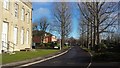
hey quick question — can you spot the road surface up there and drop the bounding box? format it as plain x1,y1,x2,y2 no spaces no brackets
23,46,91,68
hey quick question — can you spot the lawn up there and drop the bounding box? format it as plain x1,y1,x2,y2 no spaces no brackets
1,49,59,64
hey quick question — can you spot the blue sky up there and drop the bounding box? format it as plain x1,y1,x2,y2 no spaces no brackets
32,2,80,39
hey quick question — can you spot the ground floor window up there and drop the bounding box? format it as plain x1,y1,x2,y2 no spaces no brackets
2,22,8,52
21,29,24,44
26,30,29,44
14,27,18,44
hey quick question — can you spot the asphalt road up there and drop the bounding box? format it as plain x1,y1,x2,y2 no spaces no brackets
23,46,91,68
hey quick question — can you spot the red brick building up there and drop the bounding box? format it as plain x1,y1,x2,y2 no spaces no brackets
32,30,57,46
43,36,57,43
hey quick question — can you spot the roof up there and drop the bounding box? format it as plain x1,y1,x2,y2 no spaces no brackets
32,30,53,36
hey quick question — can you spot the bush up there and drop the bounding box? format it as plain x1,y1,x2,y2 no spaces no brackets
93,43,107,52
43,42,60,49
93,52,120,62
99,43,107,52
44,43,54,49
34,42,60,49
93,52,109,61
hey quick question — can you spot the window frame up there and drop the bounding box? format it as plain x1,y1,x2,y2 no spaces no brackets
21,7,25,21
13,27,18,44
27,10,30,23
21,29,24,44
3,0,10,10
26,30,29,44
15,2,19,18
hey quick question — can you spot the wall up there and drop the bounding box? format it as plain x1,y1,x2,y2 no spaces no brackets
0,0,32,53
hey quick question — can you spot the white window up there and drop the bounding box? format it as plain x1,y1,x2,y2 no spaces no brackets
27,11,30,23
14,27,18,44
21,29,24,44
21,8,25,21
15,3,19,17
26,30,29,44
3,0,9,10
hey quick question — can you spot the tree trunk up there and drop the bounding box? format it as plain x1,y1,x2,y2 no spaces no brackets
87,22,90,49
96,2,100,51
90,22,93,50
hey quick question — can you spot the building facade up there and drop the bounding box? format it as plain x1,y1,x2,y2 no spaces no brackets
0,0,32,53
43,36,57,43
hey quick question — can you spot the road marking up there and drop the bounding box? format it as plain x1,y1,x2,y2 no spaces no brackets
87,52,93,68
16,49,69,68
87,62,92,68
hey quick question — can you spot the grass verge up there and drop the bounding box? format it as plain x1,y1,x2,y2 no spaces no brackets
1,49,59,64
63,45,70,50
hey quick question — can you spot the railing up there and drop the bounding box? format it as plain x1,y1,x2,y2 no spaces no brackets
8,41,16,53
2,41,16,53
2,41,9,52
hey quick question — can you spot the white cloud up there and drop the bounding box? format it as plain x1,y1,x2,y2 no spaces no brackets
33,8,50,15
32,8,50,22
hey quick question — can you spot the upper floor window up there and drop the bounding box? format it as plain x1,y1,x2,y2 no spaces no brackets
27,11,30,23
21,8,25,21
15,3,19,17
3,0,9,10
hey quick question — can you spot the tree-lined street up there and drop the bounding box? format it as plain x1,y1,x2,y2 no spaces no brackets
1,1,120,68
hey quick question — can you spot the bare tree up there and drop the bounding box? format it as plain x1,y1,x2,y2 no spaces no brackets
78,16,88,47
53,2,72,49
78,2,118,51
39,17,49,43
32,23,39,38
39,17,49,31
32,23,38,31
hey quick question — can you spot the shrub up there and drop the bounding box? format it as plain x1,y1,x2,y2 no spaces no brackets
93,52,120,62
92,43,107,52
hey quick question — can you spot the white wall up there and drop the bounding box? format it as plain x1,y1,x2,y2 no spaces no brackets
52,36,57,42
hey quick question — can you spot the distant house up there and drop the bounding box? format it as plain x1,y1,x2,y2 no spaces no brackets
32,30,57,47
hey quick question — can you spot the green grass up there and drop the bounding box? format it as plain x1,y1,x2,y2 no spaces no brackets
1,49,59,64
62,45,70,50
80,46,92,52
